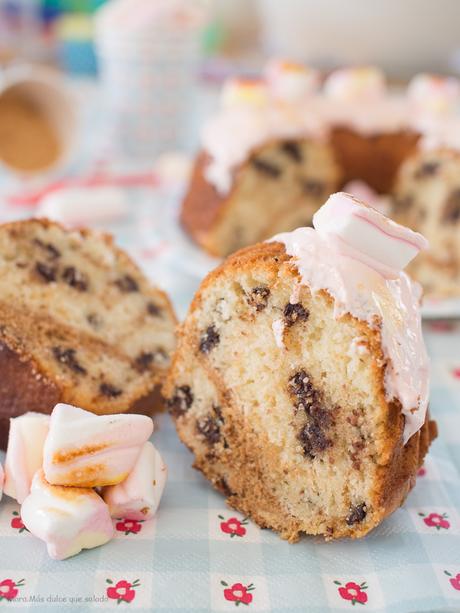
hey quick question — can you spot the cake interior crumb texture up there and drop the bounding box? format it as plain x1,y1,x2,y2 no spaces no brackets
164,242,435,541
0,219,176,424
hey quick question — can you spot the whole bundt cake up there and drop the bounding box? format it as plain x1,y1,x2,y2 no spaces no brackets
181,62,460,298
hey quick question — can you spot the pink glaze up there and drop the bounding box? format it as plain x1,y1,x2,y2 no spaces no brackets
270,194,429,444
202,104,327,194
201,64,460,195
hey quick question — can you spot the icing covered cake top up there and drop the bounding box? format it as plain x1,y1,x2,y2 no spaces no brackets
270,192,429,444
202,63,460,195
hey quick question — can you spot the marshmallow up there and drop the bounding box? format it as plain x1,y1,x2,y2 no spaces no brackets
0,462,4,502
3,413,50,504
43,404,153,487
265,59,319,103
102,441,167,520
324,67,386,102
21,469,113,560
221,77,270,109
313,192,429,276
37,186,129,228
408,73,460,115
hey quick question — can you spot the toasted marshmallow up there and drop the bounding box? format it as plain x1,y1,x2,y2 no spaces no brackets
21,469,113,560
221,77,269,109
102,441,167,521
313,192,428,276
265,59,319,103
408,73,460,115
43,404,153,487
0,462,4,502
4,413,50,504
324,67,386,102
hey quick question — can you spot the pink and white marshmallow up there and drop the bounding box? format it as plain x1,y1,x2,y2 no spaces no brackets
21,469,113,560
324,67,386,102
221,77,270,109
313,192,428,277
265,59,319,103
408,73,460,115
43,404,153,488
0,462,4,502
3,413,50,504
102,441,167,521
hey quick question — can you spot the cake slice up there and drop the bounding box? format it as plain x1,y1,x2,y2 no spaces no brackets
0,218,176,448
165,193,436,541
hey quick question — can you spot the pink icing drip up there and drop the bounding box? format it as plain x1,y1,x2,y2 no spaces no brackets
269,224,429,444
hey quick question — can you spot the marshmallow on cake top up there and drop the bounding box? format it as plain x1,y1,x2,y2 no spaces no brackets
265,59,320,104
3,412,50,504
102,441,167,521
43,404,153,487
21,469,114,560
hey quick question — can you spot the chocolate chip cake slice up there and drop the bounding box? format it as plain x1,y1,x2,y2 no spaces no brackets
0,218,176,448
165,195,436,541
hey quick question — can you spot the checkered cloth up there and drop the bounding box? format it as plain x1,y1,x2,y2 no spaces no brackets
0,189,460,612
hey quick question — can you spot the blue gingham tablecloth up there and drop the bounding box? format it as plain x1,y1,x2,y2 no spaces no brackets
0,188,459,613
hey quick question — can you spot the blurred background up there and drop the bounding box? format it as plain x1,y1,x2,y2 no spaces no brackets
0,0,459,310
1,0,460,181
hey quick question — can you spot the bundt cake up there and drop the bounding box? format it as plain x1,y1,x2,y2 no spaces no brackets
181,62,460,297
0,218,177,449
165,192,436,541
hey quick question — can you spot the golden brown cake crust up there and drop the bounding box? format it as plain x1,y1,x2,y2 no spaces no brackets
165,240,436,541
0,218,177,448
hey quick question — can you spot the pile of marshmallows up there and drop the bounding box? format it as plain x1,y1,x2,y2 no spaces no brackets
0,404,166,560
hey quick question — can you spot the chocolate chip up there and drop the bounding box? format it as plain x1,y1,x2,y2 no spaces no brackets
284,303,309,327
252,158,281,178
34,238,61,260
99,383,122,398
167,385,194,417
135,352,154,372
196,416,221,444
415,161,439,179
247,286,270,311
62,266,89,292
115,275,139,292
199,325,220,353
298,421,331,458
443,189,460,223
301,179,325,198
281,141,302,162
87,313,102,328
52,346,87,375
346,503,367,526
134,350,168,372
288,370,317,409
147,302,162,317
35,261,57,283
218,477,234,496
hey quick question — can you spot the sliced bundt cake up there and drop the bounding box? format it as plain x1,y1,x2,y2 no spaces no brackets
165,193,436,541
0,218,177,448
